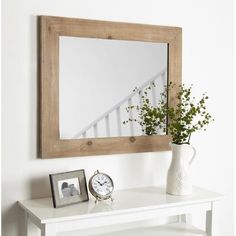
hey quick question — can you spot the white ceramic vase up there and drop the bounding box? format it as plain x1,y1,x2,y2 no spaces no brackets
166,143,196,195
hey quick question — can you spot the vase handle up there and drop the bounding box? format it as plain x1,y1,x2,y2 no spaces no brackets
189,145,196,165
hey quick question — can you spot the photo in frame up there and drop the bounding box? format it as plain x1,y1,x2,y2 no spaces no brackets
49,169,89,208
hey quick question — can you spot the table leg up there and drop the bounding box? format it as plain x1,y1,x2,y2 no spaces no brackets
206,202,218,236
41,224,57,236
22,211,29,236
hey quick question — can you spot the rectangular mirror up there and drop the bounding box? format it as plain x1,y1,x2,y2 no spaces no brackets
59,37,167,139
39,16,182,158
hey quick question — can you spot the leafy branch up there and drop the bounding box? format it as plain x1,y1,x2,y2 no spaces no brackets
123,83,167,135
166,83,214,144
123,82,214,144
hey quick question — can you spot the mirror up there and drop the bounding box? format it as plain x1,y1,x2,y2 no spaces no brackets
39,16,182,158
59,37,168,139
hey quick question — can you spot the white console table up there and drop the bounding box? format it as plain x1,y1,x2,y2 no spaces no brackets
18,186,222,236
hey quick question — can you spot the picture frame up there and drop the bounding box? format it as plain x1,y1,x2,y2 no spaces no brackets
49,169,89,208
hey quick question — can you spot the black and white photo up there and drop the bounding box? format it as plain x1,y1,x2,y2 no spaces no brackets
58,178,81,198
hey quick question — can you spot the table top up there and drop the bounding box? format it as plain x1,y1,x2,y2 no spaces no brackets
18,186,222,224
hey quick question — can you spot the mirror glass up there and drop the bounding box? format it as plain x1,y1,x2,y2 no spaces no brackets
59,36,168,139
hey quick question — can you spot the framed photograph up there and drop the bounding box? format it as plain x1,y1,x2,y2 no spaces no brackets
49,169,89,208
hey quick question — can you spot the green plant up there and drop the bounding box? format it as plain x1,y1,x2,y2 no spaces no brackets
123,83,214,144
165,83,214,144
123,84,167,135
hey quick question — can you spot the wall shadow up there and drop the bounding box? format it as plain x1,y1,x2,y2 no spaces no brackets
29,176,51,199
2,203,22,236
2,177,51,235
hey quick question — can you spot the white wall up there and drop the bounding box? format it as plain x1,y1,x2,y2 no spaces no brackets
2,0,234,235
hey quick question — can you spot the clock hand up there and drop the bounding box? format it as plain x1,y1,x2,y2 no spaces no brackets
96,180,102,186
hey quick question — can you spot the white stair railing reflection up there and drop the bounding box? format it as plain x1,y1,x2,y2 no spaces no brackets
73,67,167,139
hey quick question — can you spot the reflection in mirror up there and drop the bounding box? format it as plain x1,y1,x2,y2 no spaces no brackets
59,37,168,139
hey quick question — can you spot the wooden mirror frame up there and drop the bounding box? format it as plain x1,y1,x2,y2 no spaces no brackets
39,16,182,158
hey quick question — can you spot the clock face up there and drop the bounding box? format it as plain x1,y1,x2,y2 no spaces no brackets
91,173,113,197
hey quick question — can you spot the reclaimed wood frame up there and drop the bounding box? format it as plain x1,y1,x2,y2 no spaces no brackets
38,15,182,158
